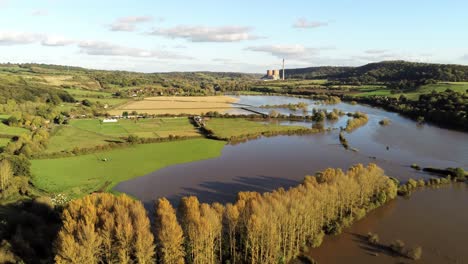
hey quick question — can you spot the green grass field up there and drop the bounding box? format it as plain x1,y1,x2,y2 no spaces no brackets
46,118,200,153
352,85,392,97
46,125,119,153
70,118,199,138
0,121,29,136
353,82,468,99
31,138,225,197
205,118,307,139
65,88,114,98
0,114,30,136
0,138,11,147
403,82,468,99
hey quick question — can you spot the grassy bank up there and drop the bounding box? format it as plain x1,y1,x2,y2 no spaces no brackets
31,138,225,197
204,118,311,140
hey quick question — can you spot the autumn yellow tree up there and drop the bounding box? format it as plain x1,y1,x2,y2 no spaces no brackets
155,197,185,264
54,193,155,264
0,159,12,191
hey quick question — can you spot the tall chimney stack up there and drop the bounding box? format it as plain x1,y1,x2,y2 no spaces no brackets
282,58,285,80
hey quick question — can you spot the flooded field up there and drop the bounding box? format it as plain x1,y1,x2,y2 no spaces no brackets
114,95,468,262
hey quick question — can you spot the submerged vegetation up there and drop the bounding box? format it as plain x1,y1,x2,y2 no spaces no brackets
365,232,423,260
378,118,391,126
259,102,308,111
345,112,369,132
396,167,466,196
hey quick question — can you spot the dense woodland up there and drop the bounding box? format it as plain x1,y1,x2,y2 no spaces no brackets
286,61,468,86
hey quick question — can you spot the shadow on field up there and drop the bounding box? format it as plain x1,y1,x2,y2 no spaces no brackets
0,200,61,264
159,175,300,208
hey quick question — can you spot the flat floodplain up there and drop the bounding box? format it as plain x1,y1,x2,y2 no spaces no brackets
108,96,239,115
32,138,226,197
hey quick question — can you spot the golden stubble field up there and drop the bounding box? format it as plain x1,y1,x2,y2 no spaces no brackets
108,96,239,115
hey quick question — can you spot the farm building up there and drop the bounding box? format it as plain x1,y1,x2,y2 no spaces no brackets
102,119,118,123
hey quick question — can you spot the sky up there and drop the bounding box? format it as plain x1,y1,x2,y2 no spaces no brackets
1,0,467,73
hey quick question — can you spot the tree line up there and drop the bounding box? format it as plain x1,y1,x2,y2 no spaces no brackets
348,89,467,131
54,163,397,264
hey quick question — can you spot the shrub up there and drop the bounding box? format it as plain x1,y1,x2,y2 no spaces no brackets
379,118,391,126
407,178,418,189
406,246,423,260
390,240,405,254
417,179,425,187
367,232,379,245
127,134,140,144
308,231,324,248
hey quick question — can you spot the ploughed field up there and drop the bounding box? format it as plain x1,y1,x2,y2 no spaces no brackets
108,96,239,115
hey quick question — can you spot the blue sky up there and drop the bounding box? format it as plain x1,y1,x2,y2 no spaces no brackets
1,0,467,72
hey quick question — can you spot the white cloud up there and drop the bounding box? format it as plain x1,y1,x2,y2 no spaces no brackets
149,25,261,42
173,44,187,49
0,32,42,45
245,44,318,60
41,36,75,46
109,16,153,32
78,41,192,60
212,58,235,63
31,9,48,16
0,31,75,47
462,54,468,61
365,49,388,54
293,18,329,29
352,51,433,63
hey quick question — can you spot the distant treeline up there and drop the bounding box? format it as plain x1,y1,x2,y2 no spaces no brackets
285,61,468,86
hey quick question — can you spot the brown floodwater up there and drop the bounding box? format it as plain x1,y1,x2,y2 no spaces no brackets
114,95,468,261
308,184,468,264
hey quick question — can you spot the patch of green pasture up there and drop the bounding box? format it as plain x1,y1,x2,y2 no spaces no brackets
205,118,307,139
70,118,199,138
46,125,120,153
66,88,114,98
0,138,11,147
31,138,226,197
0,122,29,136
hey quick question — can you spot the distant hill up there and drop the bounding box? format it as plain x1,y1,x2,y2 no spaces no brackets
283,66,352,79
285,61,468,84
0,63,262,101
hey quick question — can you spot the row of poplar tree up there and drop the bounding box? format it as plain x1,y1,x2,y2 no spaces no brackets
54,163,398,264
